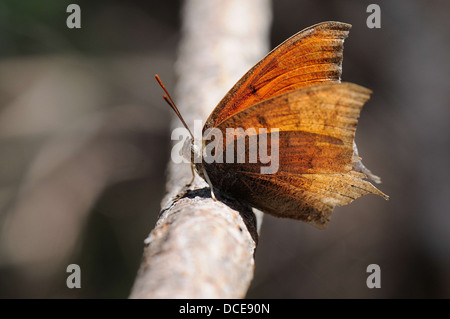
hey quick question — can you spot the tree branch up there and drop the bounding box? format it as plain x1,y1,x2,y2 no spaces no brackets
129,0,271,298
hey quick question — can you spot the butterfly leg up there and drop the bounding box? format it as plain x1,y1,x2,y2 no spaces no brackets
186,163,196,187
202,167,217,201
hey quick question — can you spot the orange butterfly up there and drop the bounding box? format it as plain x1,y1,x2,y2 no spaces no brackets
157,21,388,229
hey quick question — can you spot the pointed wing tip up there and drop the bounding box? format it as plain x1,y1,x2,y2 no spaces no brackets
356,170,389,201
370,183,389,201
380,188,390,200
299,21,352,41
310,21,352,31
319,21,352,30
377,189,390,201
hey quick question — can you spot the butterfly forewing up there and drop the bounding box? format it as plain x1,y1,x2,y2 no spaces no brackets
204,21,352,131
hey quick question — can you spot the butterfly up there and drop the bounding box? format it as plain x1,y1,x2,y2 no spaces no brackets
157,21,388,229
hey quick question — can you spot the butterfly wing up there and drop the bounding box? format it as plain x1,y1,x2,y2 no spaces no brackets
202,83,388,229
204,21,352,131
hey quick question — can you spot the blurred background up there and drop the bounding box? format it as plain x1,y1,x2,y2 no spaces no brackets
0,0,449,298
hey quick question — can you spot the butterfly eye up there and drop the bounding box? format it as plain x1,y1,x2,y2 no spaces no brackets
181,137,193,163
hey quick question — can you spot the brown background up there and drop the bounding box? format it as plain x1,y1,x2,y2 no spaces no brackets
0,0,449,298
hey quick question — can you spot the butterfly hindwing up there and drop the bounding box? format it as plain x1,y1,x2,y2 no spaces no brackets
202,83,387,228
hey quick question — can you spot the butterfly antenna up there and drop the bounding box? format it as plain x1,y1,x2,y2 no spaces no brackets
155,74,194,139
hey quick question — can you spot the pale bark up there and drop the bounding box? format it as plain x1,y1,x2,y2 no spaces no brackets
129,0,272,298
